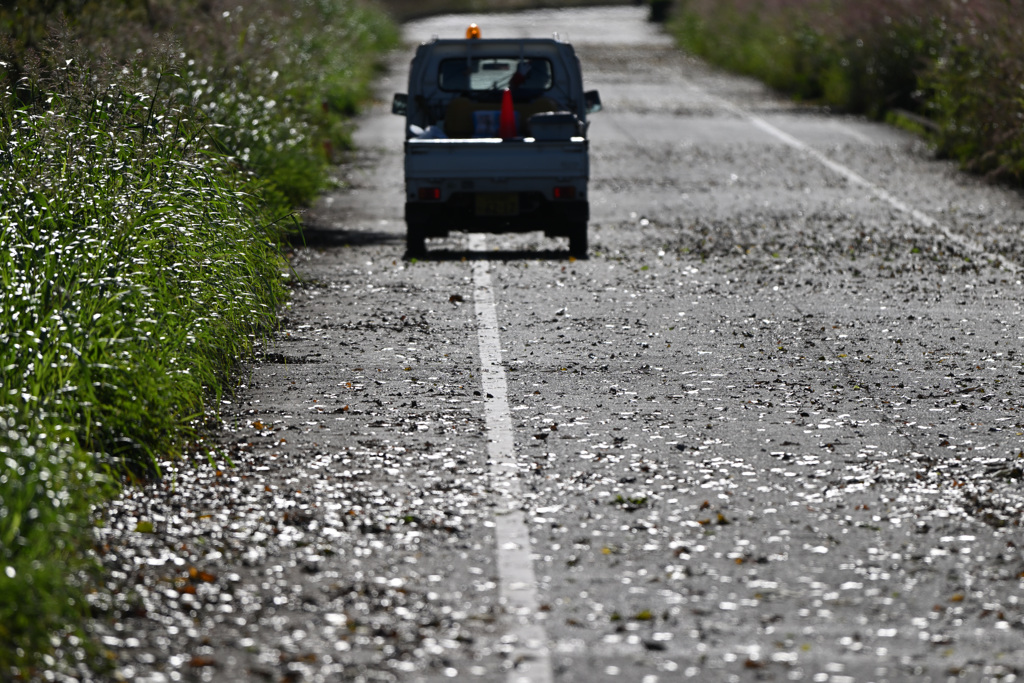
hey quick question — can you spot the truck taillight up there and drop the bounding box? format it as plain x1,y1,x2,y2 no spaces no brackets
553,186,576,200
418,187,441,200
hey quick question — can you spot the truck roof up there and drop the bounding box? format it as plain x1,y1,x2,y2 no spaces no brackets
421,37,567,47
414,37,577,59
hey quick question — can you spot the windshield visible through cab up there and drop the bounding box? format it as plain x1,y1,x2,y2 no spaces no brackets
438,57,554,93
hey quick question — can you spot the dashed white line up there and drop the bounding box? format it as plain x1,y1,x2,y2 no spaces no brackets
469,233,553,683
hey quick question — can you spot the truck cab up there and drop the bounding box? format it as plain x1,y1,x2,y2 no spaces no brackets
392,25,601,256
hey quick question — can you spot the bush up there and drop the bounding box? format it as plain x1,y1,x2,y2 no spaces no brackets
924,5,1024,182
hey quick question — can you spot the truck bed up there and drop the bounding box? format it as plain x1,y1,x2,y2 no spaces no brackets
405,137,589,180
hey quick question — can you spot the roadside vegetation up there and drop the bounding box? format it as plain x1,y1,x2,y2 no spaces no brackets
669,0,1024,184
378,0,624,21
0,0,396,678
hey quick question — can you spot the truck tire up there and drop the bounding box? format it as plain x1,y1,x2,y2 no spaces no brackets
406,223,426,257
568,222,588,258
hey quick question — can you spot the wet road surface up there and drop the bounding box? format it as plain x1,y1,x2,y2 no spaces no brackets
96,7,1024,682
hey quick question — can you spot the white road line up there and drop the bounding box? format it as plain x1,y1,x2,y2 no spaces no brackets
693,86,1019,274
469,233,553,683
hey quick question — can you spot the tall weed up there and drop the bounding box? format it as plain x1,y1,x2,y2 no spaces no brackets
0,0,397,676
2,1,399,211
0,54,287,676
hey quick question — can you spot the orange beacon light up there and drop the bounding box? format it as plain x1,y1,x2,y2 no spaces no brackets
466,23,481,39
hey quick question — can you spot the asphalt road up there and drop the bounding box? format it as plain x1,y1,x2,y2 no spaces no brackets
97,7,1024,683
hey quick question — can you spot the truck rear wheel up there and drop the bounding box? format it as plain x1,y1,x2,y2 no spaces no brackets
406,223,426,257
568,222,588,258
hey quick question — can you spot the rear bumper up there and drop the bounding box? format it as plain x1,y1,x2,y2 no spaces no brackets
406,194,588,236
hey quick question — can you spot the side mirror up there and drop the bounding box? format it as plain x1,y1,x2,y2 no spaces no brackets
584,90,602,114
392,93,408,116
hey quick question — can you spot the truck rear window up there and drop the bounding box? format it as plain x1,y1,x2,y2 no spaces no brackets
438,57,554,93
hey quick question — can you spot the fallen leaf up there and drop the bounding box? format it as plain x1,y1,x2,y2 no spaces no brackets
189,567,216,583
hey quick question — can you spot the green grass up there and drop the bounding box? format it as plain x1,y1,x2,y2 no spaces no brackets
0,1,397,677
0,57,288,678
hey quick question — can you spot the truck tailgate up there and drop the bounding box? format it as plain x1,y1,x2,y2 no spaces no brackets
405,138,589,180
